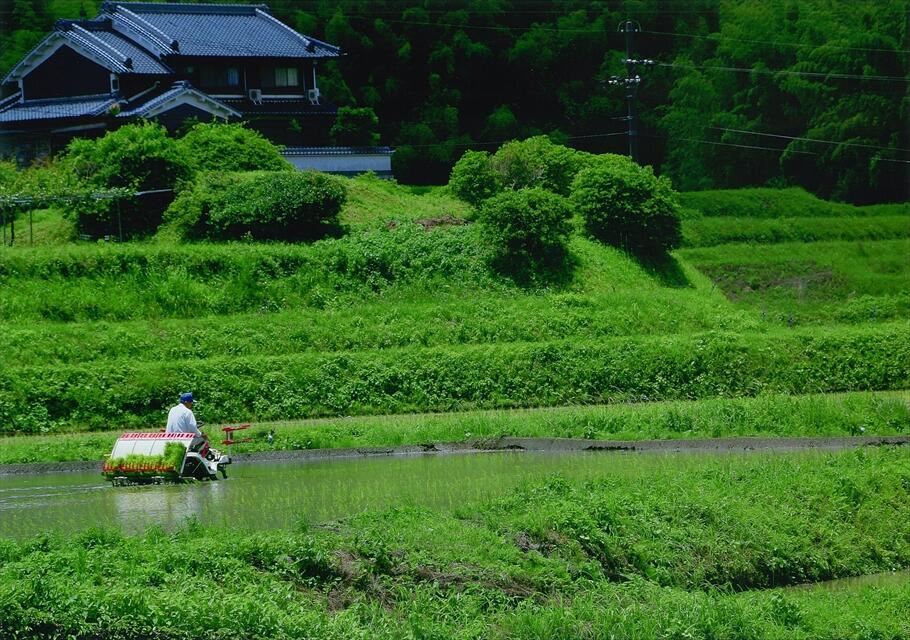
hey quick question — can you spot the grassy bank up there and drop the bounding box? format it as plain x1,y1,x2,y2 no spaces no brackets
678,238,910,324
681,214,909,247
1,447,907,638
0,288,757,369
678,187,908,218
0,391,905,464
1,324,906,433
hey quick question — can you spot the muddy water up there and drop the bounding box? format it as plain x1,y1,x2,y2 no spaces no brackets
0,450,661,538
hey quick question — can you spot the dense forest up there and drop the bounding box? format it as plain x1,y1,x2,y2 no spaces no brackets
1,0,908,202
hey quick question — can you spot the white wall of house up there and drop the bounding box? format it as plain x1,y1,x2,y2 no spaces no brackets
282,148,393,176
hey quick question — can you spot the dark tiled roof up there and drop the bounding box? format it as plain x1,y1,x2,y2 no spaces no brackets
118,80,239,117
80,24,172,74
0,94,117,123
220,98,337,116
283,146,395,156
102,2,341,58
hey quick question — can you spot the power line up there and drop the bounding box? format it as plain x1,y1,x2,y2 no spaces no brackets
649,134,910,163
400,131,627,149
640,28,909,54
658,61,909,82
713,127,910,154
652,135,818,155
346,15,604,33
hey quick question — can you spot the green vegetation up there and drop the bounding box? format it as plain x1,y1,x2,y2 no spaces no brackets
682,215,910,247
62,122,193,237
573,154,681,255
3,1,906,201
176,122,291,173
1,323,906,432
1,448,908,638
330,106,380,146
205,171,347,241
679,188,871,219
448,150,501,207
679,239,910,325
102,442,186,479
477,188,572,279
1,392,905,465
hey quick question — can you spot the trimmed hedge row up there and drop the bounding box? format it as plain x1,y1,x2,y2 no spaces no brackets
682,215,910,247
1,325,905,433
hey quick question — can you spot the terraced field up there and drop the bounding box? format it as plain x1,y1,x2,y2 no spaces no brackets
0,180,907,638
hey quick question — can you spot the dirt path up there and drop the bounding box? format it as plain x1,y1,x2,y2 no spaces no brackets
1,434,906,476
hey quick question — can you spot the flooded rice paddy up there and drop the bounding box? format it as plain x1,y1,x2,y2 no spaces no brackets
0,450,658,538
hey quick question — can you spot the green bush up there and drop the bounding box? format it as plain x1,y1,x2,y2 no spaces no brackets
62,122,193,237
490,136,582,196
161,171,252,239
477,188,572,277
208,171,347,240
447,150,501,207
176,122,291,172
164,171,348,241
330,106,380,146
572,155,682,255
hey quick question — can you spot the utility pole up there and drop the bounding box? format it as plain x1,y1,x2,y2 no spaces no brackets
608,21,653,163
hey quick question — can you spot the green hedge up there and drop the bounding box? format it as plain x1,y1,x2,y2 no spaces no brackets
682,215,910,247
1,325,905,433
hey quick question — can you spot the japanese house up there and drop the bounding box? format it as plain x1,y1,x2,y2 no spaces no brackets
0,2,391,174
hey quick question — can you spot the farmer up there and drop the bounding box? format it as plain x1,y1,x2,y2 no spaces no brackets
165,392,202,436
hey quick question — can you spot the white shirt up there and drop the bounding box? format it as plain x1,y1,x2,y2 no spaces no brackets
165,403,200,435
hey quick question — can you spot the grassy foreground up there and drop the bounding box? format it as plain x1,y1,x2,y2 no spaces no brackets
1,448,907,638
0,391,906,465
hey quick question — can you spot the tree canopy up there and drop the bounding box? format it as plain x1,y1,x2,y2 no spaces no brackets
1,0,906,202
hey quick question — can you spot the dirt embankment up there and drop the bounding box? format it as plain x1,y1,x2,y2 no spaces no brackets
0,435,907,477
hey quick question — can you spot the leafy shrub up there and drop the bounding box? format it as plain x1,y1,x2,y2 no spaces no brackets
161,171,252,239
330,106,380,146
177,122,292,172
448,150,501,208
490,136,583,196
62,122,193,237
477,188,572,277
163,171,348,241
572,154,682,255
208,171,348,240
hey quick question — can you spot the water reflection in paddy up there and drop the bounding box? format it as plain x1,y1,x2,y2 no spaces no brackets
0,450,647,537
0,449,831,539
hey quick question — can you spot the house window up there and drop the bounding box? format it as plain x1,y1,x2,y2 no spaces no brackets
201,66,241,88
263,67,300,88
110,75,119,93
